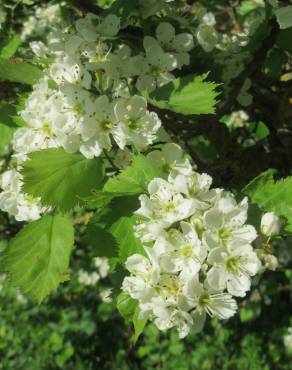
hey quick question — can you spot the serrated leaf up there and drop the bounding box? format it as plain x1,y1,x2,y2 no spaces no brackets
0,35,21,59
3,214,74,302
90,196,144,262
243,169,292,232
85,155,160,208
147,73,221,115
0,58,43,85
21,148,103,212
104,154,161,194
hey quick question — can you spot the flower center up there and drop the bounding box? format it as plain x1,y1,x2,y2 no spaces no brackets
41,121,52,137
225,256,240,272
198,293,210,307
101,120,114,132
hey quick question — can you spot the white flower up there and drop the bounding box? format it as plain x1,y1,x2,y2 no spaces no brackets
261,212,281,237
135,178,197,228
134,220,166,243
256,249,278,271
196,24,218,52
155,22,194,68
0,169,45,222
136,35,177,92
114,95,161,150
122,249,160,301
49,56,92,88
147,143,192,178
94,257,110,278
207,244,260,297
202,195,257,250
184,278,237,330
99,288,113,303
78,270,100,286
155,222,207,277
75,14,120,42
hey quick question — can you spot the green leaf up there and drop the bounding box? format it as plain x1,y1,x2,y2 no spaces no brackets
85,154,160,208
243,170,292,232
117,292,147,342
90,196,144,262
108,0,137,21
82,224,117,258
147,73,221,115
21,148,104,212
0,103,19,128
276,28,292,52
0,124,14,155
0,35,21,59
275,6,292,29
117,291,138,320
132,306,147,343
0,58,43,85
3,214,74,302
104,154,161,194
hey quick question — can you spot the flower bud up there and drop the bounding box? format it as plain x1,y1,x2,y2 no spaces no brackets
261,212,281,236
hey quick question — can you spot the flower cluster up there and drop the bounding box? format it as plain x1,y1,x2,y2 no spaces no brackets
21,3,64,40
0,169,45,221
122,146,262,337
1,10,195,221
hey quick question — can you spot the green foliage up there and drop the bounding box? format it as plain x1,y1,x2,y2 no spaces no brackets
243,170,292,232
117,291,137,321
3,214,74,302
0,35,21,59
104,154,160,194
147,73,221,115
117,292,146,343
0,58,43,85
21,148,104,212
85,154,160,208
275,6,292,29
108,0,137,21
87,196,144,262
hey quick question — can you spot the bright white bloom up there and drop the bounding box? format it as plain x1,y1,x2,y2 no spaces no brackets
207,244,260,297
202,194,257,250
135,178,197,227
114,95,161,150
122,249,160,302
155,222,207,277
261,212,281,237
184,278,237,330
0,169,44,222
147,143,192,178
134,220,166,243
